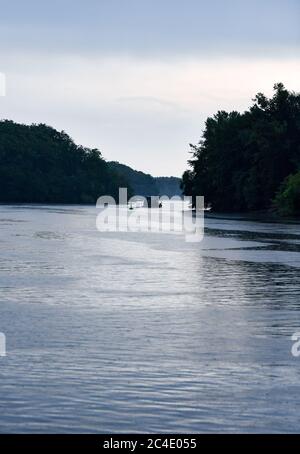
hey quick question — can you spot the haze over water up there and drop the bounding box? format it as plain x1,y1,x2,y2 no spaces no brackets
0,204,300,433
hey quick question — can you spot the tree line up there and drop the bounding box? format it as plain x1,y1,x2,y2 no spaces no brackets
181,84,300,216
0,121,182,205
0,121,131,204
109,161,181,198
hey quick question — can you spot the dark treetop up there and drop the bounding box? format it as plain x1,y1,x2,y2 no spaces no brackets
181,84,300,216
0,120,181,204
0,121,132,204
108,161,181,198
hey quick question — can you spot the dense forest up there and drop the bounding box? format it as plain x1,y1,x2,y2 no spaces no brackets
155,176,182,198
109,161,181,198
0,121,131,203
0,120,181,204
181,84,300,216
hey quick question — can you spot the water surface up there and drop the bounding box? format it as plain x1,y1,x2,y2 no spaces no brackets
0,205,300,433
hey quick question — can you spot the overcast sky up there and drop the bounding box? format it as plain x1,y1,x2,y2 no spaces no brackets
0,0,299,176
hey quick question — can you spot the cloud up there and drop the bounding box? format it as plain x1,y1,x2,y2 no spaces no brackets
0,1,299,175
0,0,299,57
116,96,184,113
1,53,300,175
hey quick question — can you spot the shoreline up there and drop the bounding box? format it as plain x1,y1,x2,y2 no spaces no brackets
204,211,300,224
1,202,300,224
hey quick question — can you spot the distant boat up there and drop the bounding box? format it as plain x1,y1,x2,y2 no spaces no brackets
188,205,212,212
128,200,144,210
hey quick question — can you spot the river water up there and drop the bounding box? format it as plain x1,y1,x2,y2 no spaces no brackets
0,204,300,433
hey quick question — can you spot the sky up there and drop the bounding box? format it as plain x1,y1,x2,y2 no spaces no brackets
0,0,299,176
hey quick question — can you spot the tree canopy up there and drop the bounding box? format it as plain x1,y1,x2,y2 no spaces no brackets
109,161,181,198
0,121,131,203
181,84,300,215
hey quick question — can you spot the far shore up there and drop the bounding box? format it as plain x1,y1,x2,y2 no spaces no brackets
204,210,300,224
1,202,299,223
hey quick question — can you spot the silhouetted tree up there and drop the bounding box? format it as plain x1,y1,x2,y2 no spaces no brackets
181,84,300,214
0,121,132,203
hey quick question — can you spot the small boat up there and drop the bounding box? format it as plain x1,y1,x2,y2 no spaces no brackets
189,204,212,212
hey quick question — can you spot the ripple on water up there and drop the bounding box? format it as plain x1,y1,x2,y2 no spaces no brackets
0,205,300,433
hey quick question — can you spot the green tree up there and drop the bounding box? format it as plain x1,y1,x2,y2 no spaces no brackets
273,172,300,216
0,121,132,203
181,84,300,214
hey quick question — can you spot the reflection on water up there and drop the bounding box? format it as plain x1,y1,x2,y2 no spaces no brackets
0,205,300,433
